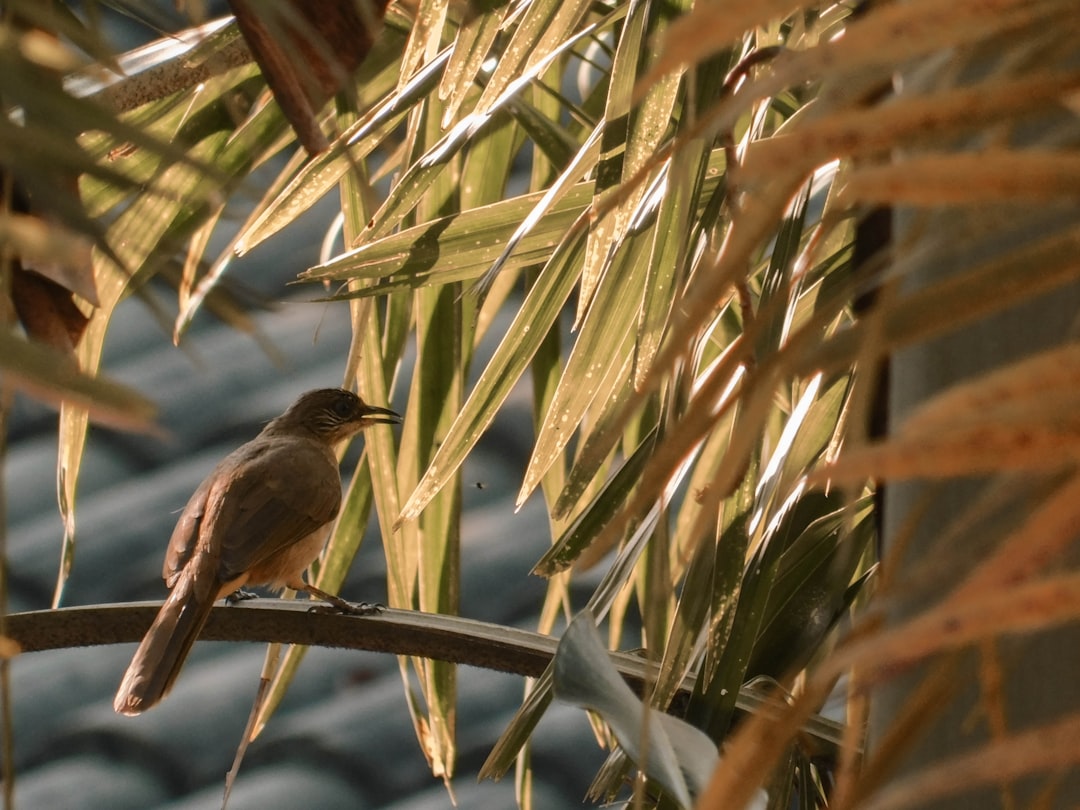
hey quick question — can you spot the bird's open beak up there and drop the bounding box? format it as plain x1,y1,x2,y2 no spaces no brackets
361,405,402,425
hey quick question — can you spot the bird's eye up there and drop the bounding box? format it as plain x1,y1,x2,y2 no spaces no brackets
331,396,355,419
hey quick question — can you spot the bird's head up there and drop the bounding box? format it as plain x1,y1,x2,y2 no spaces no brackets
270,388,401,444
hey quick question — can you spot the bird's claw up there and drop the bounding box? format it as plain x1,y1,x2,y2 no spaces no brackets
226,589,259,604
307,600,385,616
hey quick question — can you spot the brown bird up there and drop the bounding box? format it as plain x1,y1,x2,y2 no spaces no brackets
114,388,401,716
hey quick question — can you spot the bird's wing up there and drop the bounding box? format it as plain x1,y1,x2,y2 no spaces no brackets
202,438,342,581
163,476,213,586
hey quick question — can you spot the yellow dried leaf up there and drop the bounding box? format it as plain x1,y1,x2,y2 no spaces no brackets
638,0,803,96
949,473,1080,603
829,572,1080,679
899,343,1080,438
0,635,21,660
839,151,1080,207
812,421,1080,485
742,70,1080,179
865,713,1080,810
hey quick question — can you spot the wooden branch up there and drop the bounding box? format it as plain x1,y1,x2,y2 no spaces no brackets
4,600,846,749
6,600,556,675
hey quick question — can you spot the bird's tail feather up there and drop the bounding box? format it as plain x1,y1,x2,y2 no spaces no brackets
114,568,218,715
